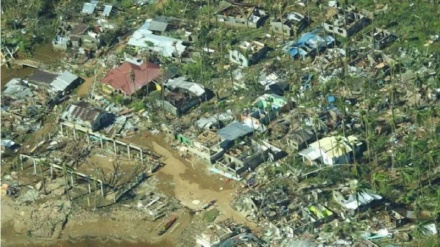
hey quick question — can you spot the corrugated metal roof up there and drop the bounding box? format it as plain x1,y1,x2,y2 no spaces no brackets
62,102,106,128
148,20,168,32
165,77,205,96
102,5,113,17
218,121,253,141
50,71,78,92
3,78,33,99
82,3,97,14
28,70,58,84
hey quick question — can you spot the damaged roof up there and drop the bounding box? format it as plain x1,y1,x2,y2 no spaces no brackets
102,5,113,17
3,78,33,100
82,2,97,15
70,23,89,35
165,77,205,97
61,101,107,126
218,121,254,141
28,70,58,84
50,71,79,92
127,20,187,57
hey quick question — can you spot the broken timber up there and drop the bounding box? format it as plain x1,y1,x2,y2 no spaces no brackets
19,154,105,196
113,173,147,203
59,122,162,169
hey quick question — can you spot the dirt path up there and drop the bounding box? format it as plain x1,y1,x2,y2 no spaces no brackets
76,67,106,97
150,141,253,227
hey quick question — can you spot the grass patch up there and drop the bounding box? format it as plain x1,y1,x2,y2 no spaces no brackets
203,208,219,223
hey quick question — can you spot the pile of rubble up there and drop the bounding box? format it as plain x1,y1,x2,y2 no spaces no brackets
27,200,72,239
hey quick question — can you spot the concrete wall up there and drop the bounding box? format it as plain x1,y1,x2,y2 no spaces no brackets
229,49,250,67
229,46,268,67
270,22,292,37
323,15,369,37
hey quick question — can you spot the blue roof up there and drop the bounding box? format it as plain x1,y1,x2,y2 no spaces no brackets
327,95,336,103
218,121,253,141
283,32,335,58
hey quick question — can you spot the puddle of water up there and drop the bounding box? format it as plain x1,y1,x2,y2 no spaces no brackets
1,43,63,88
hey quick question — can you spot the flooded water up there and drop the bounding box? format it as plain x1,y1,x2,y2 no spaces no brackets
1,43,63,88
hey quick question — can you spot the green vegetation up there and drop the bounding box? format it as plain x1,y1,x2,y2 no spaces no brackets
203,208,219,223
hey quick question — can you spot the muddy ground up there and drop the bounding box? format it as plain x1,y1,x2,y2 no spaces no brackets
1,131,252,247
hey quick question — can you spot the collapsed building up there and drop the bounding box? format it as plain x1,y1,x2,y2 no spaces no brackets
323,5,370,37
215,1,269,29
270,12,309,37
229,41,268,67
60,101,114,132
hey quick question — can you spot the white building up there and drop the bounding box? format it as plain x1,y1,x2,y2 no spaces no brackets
196,224,233,247
127,19,187,58
299,135,362,165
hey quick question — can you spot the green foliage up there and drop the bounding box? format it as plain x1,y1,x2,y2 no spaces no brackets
129,100,146,111
203,208,219,223
114,95,124,105
121,0,133,8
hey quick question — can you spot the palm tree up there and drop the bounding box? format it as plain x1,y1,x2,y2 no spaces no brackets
371,171,390,194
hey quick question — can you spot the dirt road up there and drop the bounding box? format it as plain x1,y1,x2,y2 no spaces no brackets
122,133,254,228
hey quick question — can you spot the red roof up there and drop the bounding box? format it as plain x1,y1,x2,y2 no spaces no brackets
101,61,161,95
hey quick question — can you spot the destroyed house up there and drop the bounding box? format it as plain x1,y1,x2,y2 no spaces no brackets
229,41,268,67
290,203,335,233
286,128,316,151
187,131,224,164
270,12,309,37
69,24,89,48
2,78,33,100
160,91,201,116
218,121,254,148
253,94,289,111
61,102,113,131
28,70,58,86
164,77,207,100
127,20,188,58
241,108,278,132
283,32,334,59
196,224,233,247
52,22,73,50
333,189,382,211
370,28,398,50
52,23,89,50
216,140,270,178
101,59,161,96
215,2,268,29
159,77,209,116
299,135,362,165
234,187,290,221
323,6,370,37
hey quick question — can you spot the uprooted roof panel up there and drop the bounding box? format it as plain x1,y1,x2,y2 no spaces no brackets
50,71,79,92
62,101,106,125
28,70,58,84
218,121,254,141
